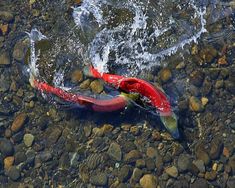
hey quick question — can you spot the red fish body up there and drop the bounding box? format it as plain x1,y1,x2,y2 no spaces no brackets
84,66,172,116
32,79,129,112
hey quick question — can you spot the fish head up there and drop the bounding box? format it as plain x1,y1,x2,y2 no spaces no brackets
160,112,180,139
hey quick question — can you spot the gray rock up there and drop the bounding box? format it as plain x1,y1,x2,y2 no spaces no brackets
107,142,122,161
39,151,52,162
190,70,205,87
0,139,14,156
195,144,211,166
15,152,26,165
190,178,208,188
146,158,155,171
230,122,235,130
0,51,10,65
86,153,104,170
177,154,192,172
227,177,235,188
13,39,29,62
7,166,21,181
193,160,205,173
90,172,108,186
23,133,34,147
209,138,223,160
47,128,62,145
0,11,14,22
130,168,143,184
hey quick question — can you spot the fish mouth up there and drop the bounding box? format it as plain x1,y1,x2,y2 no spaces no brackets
160,112,180,139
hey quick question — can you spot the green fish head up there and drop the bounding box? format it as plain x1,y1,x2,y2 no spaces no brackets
160,112,180,139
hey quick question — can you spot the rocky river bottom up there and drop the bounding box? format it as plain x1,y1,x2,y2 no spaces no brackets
0,0,235,188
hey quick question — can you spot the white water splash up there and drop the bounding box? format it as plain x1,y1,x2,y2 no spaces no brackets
73,0,207,75
27,28,47,79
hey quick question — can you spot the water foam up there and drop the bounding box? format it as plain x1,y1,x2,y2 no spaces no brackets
73,0,207,75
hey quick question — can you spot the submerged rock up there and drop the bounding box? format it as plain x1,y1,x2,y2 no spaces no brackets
160,68,172,82
7,166,21,181
0,51,10,65
23,133,35,147
90,80,104,93
0,139,14,156
90,172,108,186
165,166,178,178
189,96,204,112
140,174,158,188
0,11,14,22
11,113,27,133
107,142,122,161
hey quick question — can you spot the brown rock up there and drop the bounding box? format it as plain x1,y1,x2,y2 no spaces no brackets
160,68,172,82
218,56,227,65
124,150,142,163
140,174,158,188
209,139,223,160
4,156,14,170
71,69,83,83
189,96,204,112
0,24,9,35
11,113,27,132
80,79,91,89
0,51,10,65
195,145,211,166
165,166,178,178
205,171,217,181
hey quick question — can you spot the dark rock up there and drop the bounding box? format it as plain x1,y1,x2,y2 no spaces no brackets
209,139,223,160
227,177,235,188
47,128,62,145
225,80,235,94
193,160,205,173
11,131,24,143
195,144,210,166
220,69,229,79
13,39,29,62
130,168,143,184
228,155,235,175
90,172,108,186
146,158,155,171
107,142,122,161
0,11,14,22
190,178,208,188
201,78,212,96
190,70,204,87
118,165,132,182
86,153,104,170
37,116,48,131
25,150,35,166
177,154,192,172
0,139,14,156
7,166,20,181
39,151,52,162
205,171,217,181
0,51,10,65
14,152,26,165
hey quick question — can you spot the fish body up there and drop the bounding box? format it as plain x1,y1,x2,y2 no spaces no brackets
84,65,172,116
32,78,130,112
84,65,180,138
